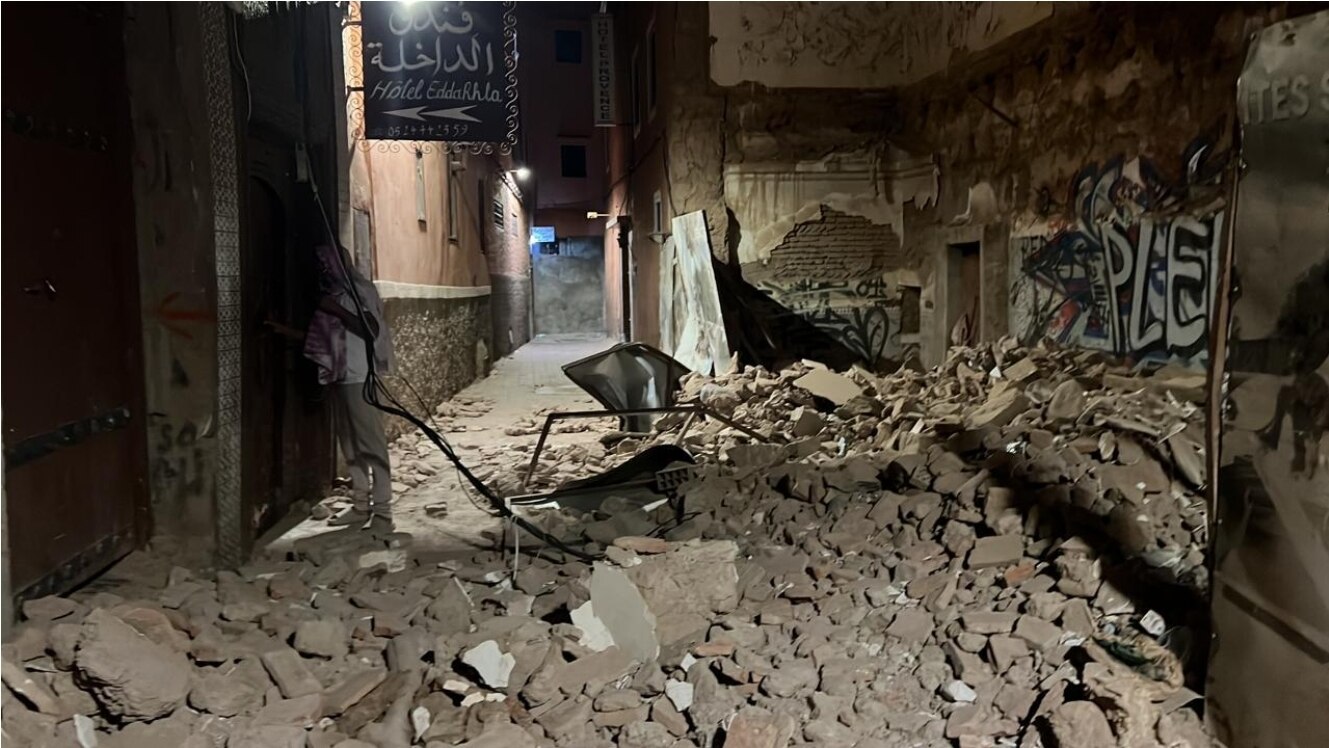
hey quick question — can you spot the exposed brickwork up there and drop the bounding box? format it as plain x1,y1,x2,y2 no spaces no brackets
755,207,903,281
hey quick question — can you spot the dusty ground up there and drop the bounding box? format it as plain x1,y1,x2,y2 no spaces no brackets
268,334,616,558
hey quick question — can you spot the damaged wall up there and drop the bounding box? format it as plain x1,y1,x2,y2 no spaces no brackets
637,2,1298,370
894,4,1286,366
709,2,1055,89
723,149,937,366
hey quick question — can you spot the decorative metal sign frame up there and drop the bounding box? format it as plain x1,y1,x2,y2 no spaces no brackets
346,1,517,154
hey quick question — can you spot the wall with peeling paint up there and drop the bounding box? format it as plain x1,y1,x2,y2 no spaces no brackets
894,3,1281,366
710,2,1055,89
625,1,1301,369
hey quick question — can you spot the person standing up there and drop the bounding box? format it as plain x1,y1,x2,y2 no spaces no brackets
303,244,396,530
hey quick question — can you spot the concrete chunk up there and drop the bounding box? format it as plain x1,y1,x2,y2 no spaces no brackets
1048,701,1115,748
886,609,932,643
260,647,323,699
590,562,660,662
75,609,191,721
793,369,863,405
968,534,1024,569
723,706,797,747
323,669,387,716
294,620,348,659
1014,615,1063,650
962,611,1017,634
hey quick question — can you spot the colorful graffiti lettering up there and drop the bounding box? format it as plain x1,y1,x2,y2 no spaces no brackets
1010,137,1229,363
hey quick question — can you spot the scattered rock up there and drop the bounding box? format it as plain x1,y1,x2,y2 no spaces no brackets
75,610,191,721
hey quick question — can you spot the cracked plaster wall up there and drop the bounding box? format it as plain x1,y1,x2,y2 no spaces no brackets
652,2,1297,368
710,2,1055,89
896,3,1289,365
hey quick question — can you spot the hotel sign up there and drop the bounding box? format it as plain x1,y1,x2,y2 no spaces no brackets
591,13,618,126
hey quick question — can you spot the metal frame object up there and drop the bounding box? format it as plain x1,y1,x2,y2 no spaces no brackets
522,403,767,487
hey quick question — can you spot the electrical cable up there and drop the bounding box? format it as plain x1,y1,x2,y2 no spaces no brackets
304,174,598,562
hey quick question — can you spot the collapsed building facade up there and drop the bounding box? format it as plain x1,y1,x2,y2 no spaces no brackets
2,2,1327,748
606,3,1265,371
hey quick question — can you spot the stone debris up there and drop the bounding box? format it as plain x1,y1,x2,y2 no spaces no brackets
1,339,1219,747
460,640,515,690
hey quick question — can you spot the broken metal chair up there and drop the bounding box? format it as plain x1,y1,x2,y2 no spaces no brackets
561,341,692,432
514,342,768,510
509,443,697,519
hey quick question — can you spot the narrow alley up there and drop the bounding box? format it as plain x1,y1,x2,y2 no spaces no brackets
271,334,612,557
2,3,1327,748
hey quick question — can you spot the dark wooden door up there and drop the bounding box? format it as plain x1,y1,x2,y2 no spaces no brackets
1,4,149,600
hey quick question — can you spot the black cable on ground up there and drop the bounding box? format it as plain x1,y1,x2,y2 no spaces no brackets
306,184,598,563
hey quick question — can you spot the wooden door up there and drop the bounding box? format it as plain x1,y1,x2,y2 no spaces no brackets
1,4,149,600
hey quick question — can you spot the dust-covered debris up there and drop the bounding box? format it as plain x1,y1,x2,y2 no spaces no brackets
1,339,1217,747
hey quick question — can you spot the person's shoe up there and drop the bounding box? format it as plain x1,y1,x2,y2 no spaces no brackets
328,508,370,527
366,513,395,533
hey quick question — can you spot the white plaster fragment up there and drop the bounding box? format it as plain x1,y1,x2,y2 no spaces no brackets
411,706,431,742
356,550,408,572
570,601,616,652
461,640,515,690
441,679,471,694
589,563,660,663
74,714,98,748
941,680,978,703
1140,610,1166,637
666,679,695,712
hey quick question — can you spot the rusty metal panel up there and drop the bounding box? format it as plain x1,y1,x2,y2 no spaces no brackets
1208,10,1329,746
1,4,149,599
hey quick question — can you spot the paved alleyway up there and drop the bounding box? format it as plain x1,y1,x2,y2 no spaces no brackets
269,334,616,557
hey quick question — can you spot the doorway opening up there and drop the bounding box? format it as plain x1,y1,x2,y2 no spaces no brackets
947,241,982,347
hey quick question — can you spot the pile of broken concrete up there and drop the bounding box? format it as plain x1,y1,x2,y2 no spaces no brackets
1,339,1216,748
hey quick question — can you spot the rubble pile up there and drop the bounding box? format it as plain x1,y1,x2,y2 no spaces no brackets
657,339,1210,593
1,340,1216,748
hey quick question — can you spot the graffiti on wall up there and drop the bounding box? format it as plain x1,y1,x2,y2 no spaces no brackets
758,277,902,366
1009,138,1229,362
149,413,207,508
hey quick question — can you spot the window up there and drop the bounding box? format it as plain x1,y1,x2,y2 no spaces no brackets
492,197,505,230
646,25,657,118
447,172,459,241
652,191,663,235
554,29,582,64
560,145,587,178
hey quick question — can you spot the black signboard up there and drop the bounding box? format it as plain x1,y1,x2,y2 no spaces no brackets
361,1,516,146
